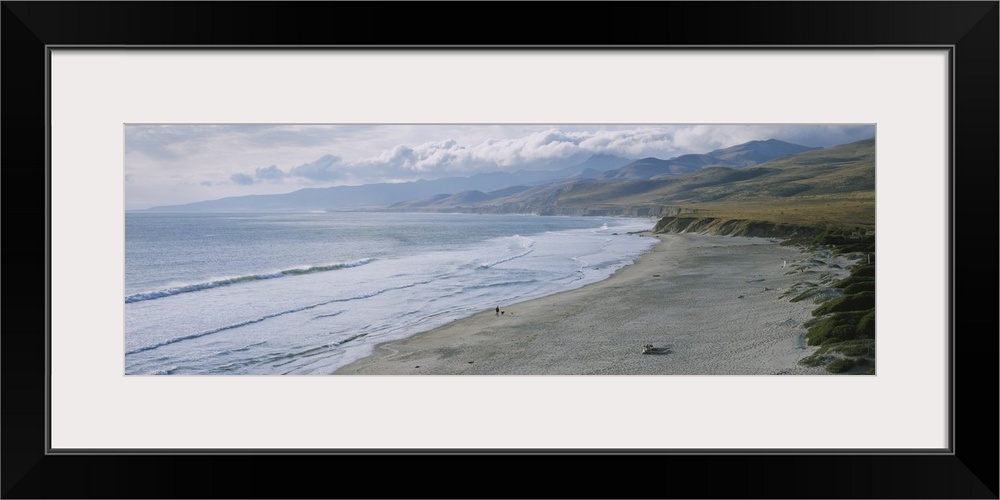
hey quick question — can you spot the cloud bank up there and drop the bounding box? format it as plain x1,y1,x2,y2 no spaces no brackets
124,124,875,208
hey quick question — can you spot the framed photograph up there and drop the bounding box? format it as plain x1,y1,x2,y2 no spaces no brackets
119,122,879,379
5,2,996,498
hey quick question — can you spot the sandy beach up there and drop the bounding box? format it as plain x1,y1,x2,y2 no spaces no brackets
333,232,855,375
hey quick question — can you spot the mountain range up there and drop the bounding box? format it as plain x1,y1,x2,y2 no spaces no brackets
145,153,633,212
386,136,876,234
145,139,822,213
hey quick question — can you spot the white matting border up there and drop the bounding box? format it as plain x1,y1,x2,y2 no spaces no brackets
50,50,948,450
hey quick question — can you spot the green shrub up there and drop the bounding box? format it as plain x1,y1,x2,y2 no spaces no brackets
798,354,830,367
830,339,875,357
857,310,876,338
805,311,870,345
812,291,876,316
832,242,875,255
830,326,856,341
826,358,856,373
790,289,821,303
811,230,849,246
833,275,875,289
848,263,876,277
844,281,875,294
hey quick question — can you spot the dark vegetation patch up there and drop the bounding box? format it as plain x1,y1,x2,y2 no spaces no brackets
790,288,822,303
826,357,856,373
798,339,875,372
811,291,876,317
792,235,876,373
843,281,875,294
804,310,872,345
834,275,875,289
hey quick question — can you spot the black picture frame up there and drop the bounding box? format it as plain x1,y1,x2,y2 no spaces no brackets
4,2,997,498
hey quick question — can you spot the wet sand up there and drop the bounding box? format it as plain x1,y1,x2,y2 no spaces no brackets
333,232,853,375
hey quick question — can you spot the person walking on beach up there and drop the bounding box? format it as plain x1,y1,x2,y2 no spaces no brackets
496,306,500,316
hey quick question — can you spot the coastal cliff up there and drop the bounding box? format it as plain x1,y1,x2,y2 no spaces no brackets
652,216,826,239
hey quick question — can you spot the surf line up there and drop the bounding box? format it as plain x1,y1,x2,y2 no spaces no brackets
125,259,374,304
126,279,430,355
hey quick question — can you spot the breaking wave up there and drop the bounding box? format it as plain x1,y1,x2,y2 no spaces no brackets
125,258,373,304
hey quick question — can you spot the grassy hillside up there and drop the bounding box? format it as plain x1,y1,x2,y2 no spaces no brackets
650,138,875,232
530,137,875,233
670,193,875,233
386,137,876,235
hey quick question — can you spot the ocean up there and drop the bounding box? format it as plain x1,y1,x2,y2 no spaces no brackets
124,211,658,374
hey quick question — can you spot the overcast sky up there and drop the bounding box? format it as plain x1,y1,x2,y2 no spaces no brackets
124,124,875,210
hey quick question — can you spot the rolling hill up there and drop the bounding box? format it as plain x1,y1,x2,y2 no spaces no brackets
394,137,876,234
144,154,632,212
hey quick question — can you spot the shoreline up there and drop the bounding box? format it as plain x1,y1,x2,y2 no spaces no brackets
333,232,853,375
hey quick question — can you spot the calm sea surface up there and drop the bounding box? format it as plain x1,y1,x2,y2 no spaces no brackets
125,211,657,374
